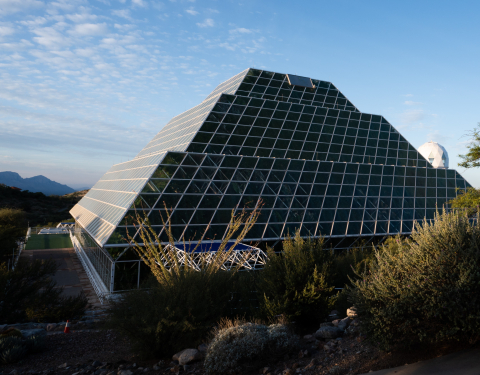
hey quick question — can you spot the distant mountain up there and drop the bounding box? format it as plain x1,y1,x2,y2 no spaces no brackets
0,171,75,196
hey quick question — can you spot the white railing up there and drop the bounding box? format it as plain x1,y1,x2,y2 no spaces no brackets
70,231,110,304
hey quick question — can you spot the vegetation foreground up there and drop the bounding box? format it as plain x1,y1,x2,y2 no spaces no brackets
1,209,480,374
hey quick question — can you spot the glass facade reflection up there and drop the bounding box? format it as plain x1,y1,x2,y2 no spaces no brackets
70,68,472,292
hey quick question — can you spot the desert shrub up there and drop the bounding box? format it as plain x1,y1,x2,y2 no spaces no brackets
0,258,88,323
257,232,336,330
0,208,26,262
0,336,27,364
107,206,261,358
351,210,480,349
331,246,376,288
107,272,235,358
204,320,298,374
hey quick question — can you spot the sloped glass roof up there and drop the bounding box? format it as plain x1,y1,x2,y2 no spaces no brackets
71,68,472,247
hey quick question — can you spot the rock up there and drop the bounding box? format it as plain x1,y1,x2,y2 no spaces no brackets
183,365,190,371
283,369,293,375
263,367,271,374
197,343,208,353
117,371,133,375
21,328,47,339
315,326,342,339
92,361,102,367
170,365,180,373
0,324,7,332
152,365,160,371
46,324,57,332
303,334,315,342
347,306,358,318
337,317,351,331
172,348,203,365
331,319,340,327
57,363,67,369
319,322,334,328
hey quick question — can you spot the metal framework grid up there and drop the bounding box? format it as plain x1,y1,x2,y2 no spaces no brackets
160,243,268,271
70,68,473,294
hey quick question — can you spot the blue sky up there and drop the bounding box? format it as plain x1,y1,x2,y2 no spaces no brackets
0,0,479,189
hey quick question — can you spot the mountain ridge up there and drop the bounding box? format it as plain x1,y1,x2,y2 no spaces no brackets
0,171,75,196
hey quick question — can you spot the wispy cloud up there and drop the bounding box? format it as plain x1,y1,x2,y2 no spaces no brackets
71,23,108,36
229,27,253,34
131,0,147,7
0,0,44,16
400,109,425,124
112,9,132,20
185,8,198,16
196,18,214,27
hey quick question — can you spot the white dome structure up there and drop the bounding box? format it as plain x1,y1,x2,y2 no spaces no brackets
418,141,449,168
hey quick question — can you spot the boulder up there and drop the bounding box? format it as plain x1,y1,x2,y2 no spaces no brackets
315,326,342,339
337,317,351,331
20,328,47,339
46,324,57,332
303,334,315,343
319,322,334,328
172,349,203,365
347,306,358,319
197,343,208,353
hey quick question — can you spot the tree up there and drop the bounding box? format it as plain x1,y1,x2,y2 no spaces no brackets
459,123,480,168
449,187,480,216
0,208,26,263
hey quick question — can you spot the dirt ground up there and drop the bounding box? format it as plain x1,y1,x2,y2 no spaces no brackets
1,329,475,375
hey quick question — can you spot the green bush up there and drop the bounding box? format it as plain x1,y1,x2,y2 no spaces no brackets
106,272,235,358
0,336,28,364
351,211,480,349
0,258,88,323
204,320,298,374
0,208,26,262
257,232,336,330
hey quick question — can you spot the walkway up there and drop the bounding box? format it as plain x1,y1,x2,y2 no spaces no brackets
362,347,480,375
22,248,102,309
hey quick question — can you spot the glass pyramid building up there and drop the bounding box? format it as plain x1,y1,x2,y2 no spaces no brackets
70,68,471,295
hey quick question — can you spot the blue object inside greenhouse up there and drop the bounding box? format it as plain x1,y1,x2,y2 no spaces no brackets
175,241,258,253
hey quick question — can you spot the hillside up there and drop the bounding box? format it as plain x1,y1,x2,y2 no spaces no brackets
0,184,87,226
0,171,75,196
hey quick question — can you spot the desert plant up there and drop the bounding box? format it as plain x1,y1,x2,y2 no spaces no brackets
0,258,88,323
204,319,298,374
0,208,26,263
257,231,336,330
351,210,480,349
107,205,261,358
0,336,27,364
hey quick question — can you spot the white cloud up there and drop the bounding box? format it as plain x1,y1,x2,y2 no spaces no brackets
112,9,132,20
185,8,198,15
0,0,44,16
229,27,253,34
400,109,425,124
71,23,108,36
18,17,47,27
66,12,98,23
132,0,147,7
0,25,15,37
196,18,214,27
32,26,70,49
